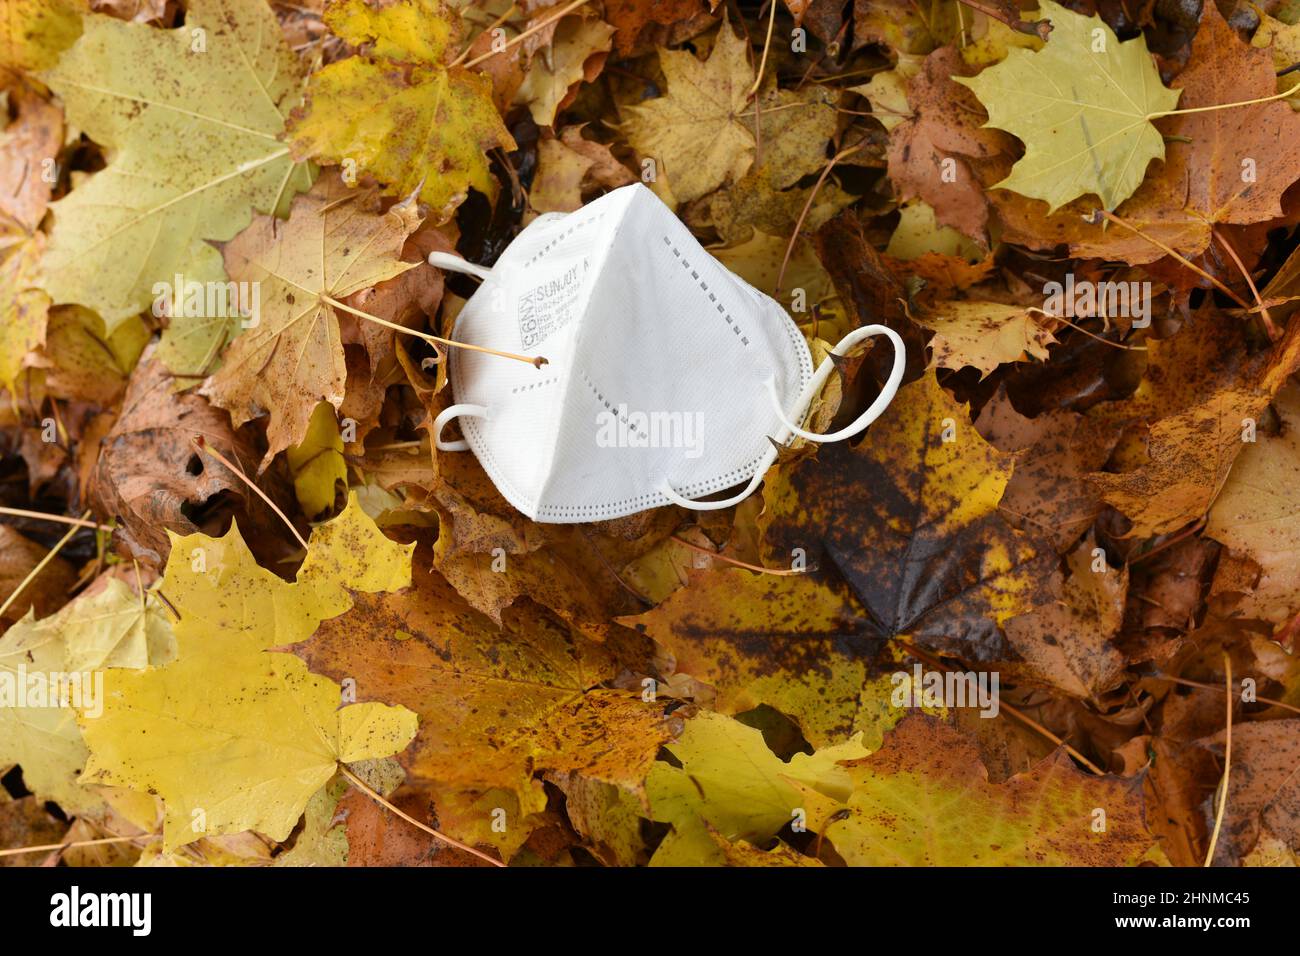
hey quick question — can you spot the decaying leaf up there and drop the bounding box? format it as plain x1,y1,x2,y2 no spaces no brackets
760,371,1053,661
823,714,1154,865
202,175,422,467
296,549,675,830
923,300,1056,377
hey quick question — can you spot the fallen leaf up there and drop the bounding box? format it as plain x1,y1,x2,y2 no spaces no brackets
957,0,1179,211
513,13,614,126
645,710,867,865
90,350,266,569
923,300,1056,377
202,175,422,467
38,0,313,332
620,569,894,748
1198,719,1300,865
622,19,755,203
824,714,1154,865
1002,533,1128,699
295,548,674,828
79,495,418,850
1206,382,1300,627
288,0,515,220
0,0,83,72
759,371,1053,661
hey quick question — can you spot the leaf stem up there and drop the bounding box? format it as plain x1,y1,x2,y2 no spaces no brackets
0,512,89,620
1150,673,1300,716
0,834,142,860
1149,80,1300,119
321,295,547,368
1203,652,1233,867
670,535,811,576
1026,307,1147,350
896,638,1107,775
191,436,309,551
448,2,518,67
337,765,505,867
776,142,864,294
1094,210,1251,310
0,506,108,531
746,0,779,100
1212,225,1278,339
461,0,590,70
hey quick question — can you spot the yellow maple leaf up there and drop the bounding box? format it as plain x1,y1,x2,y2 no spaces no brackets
0,577,174,814
37,0,313,341
0,231,49,399
645,711,867,866
324,0,455,63
289,0,515,220
0,0,83,72
622,20,757,203
79,495,419,850
286,402,348,520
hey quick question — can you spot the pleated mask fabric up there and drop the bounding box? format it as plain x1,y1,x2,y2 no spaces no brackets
429,183,905,523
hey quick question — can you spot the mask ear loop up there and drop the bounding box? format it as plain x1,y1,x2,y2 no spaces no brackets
656,449,778,511
433,403,489,451
427,250,493,281
426,251,494,452
765,324,906,442
657,324,906,511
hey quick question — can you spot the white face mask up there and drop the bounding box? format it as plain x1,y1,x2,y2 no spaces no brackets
427,183,904,524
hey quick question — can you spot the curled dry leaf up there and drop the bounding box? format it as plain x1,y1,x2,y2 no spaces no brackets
90,350,265,569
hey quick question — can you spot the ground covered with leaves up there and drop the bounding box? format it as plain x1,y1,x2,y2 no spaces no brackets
1,0,1299,867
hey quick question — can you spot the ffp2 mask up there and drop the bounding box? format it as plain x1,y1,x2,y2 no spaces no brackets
428,184,904,523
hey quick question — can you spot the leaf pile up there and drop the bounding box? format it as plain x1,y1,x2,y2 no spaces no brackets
2,0,1300,868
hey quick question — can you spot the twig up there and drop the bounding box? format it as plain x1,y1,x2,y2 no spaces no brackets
338,765,505,867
